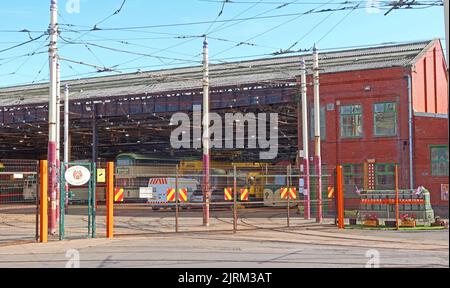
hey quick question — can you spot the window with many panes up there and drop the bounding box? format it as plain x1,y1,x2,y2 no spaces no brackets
374,103,398,136
340,104,363,138
343,164,364,198
431,146,449,176
310,106,326,141
375,163,395,190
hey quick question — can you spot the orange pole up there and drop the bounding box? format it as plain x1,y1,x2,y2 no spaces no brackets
336,165,345,229
395,165,400,231
106,162,114,239
39,160,48,243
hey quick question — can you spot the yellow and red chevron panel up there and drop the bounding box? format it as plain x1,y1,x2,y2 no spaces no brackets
328,186,335,199
289,188,297,200
114,187,124,203
224,187,233,201
178,188,188,202
281,187,289,200
167,188,189,202
281,187,297,200
167,188,176,202
240,188,249,201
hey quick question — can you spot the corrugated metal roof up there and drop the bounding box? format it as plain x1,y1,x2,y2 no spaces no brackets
0,39,438,107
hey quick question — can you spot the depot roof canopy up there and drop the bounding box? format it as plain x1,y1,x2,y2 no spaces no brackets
0,39,440,107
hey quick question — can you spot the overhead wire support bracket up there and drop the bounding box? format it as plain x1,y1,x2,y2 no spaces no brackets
58,56,121,73
384,0,421,16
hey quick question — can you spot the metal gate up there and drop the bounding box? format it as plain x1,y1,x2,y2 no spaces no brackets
60,162,96,240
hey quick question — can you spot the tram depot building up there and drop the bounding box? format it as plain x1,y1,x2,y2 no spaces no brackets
0,39,448,216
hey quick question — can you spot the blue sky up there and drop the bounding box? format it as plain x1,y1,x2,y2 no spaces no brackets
0,0,446,88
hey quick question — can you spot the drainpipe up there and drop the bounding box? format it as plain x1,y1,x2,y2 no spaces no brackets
406,75,414,191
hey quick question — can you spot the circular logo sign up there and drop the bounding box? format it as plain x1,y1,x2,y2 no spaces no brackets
65,166,91,186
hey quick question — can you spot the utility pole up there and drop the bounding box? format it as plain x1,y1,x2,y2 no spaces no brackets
48,0,59,235
300,58,311,220
313,45,323,223
64,85,70,213
202,37,210,227
56,59,61,222
92,105,98,165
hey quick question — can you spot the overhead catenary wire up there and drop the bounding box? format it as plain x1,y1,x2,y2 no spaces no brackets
200,0,443,6
211,0,336,58
7,36,50,77
59,35,204,65
56,1,443,33
204,0,231,35
285,2,343,51
0,33,47,54
0,1,443,88
0,50,47,67
202,0,265,35
55,0,129,64
60,29,206,58
58,56,121,73
61,28,280,59
93,0,127,30
55,5,380,32
0,1,441,34
2,2,441,56
203,0,306,42
0,29,47,34
31,59,49,84
315,0,364,45
2,39,444,89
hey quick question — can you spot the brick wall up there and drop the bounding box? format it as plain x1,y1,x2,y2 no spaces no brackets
414,114,449,217
306,67,411,188
303,62,448,216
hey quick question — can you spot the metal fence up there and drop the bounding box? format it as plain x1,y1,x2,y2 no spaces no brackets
0,159,39,244
7,159,440,242
99,163,336,236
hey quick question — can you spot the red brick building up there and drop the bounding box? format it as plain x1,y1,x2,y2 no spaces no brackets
306,39,448,215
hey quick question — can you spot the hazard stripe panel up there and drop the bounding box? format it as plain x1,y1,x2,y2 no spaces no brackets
167,188,175,202
281,188,289,200
328,186,335,199
224,188,233,201
114,187,124,202
289,188,297,200
179,189,188,202
240,188,249,201
167,188,189,202
281,187,297,200
150,178,168,185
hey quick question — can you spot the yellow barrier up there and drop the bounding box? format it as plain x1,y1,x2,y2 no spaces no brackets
40,160,48,243
106,162,114,239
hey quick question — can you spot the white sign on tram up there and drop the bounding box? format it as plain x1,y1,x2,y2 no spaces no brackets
65,166,91,186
